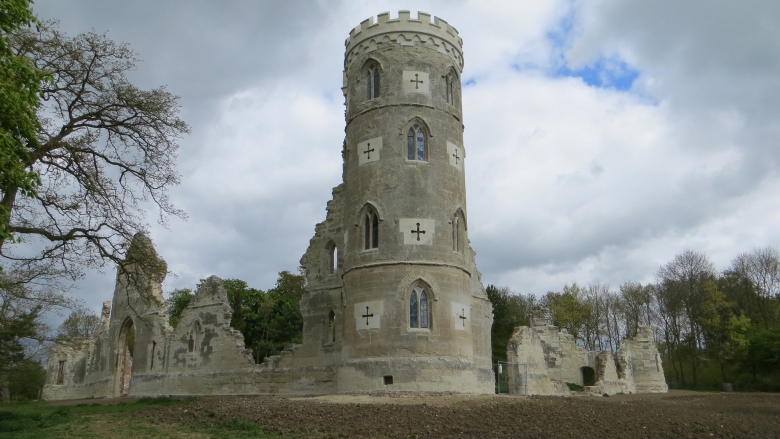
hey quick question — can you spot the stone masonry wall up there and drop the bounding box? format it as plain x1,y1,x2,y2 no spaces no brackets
506,319,668,396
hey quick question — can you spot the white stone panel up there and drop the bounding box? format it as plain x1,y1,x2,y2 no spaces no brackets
402,71,430,95
451,302,470,331
399,218,434,245
358,137,382,165
354,300,383,330
447,142,463,171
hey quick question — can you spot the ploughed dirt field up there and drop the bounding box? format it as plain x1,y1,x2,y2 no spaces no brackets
133,390,780,438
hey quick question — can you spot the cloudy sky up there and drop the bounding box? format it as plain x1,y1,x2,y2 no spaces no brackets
30,0,780,313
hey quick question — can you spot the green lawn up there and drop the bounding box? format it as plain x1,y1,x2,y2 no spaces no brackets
0,397,292,439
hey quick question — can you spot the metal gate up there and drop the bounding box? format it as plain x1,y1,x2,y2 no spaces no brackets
495,361,527,395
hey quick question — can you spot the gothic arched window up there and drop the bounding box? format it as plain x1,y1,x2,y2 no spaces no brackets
364,208,379,250
409,286,430,329
452,210,466,253
366,65,380,100
445,70,458,105
326,241,338,273
407,124,426,161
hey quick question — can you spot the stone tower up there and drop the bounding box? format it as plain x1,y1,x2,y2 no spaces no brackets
300,11,493,393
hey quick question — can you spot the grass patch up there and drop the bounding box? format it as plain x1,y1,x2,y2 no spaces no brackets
0,399,291,439
566,382,584,392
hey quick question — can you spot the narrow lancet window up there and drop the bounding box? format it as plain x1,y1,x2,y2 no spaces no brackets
407,124,426,161
364,208,379,250
366,71,372,101
409,286,431,329
420,291,429,328
366,65,380,100
410,290,419,328
373,68,380,98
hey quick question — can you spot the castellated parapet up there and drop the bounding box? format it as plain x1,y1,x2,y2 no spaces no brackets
343,11,464,87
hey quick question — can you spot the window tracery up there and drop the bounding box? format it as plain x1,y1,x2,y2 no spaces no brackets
366,65,380,100
407,124,427,161
363,208,379,250
409,285,430,329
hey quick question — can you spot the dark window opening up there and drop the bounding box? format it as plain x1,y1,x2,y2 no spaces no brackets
410,290,418,328
364,209,379,250
150,341,157,370
384,375,393,385
57,360,65,385
373,68,380,98
581,366,596,387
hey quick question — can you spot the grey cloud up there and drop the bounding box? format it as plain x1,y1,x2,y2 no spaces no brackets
25,1,780,312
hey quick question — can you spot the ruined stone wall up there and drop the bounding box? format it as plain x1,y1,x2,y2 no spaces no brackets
617,326,668,393
45,11,494,400
43,235,337,400
530,322,592,386
506,322,668,396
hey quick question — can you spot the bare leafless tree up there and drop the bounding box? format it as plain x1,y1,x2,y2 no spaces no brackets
656,249,716,386
1,22,189,284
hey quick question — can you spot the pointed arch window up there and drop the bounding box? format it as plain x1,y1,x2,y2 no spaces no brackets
326,241,338,273
366,65,380,100
364,208,379,250
445,70,458,105
407,124,426,161
409,286,430,329
452,211,466,253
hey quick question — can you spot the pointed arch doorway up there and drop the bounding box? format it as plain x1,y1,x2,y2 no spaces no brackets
116,318,135,396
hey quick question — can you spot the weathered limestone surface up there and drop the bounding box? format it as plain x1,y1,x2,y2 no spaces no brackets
43,235,337,400
298,10,493,394
506,314,667,396
617,326,668,393
44,11,493,400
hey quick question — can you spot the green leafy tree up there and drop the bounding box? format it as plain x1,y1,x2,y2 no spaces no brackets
169,272,306,363
166,288,192,328
2,20,189,285
487,285,535,364
0,0,44,241
56,308,100,343
741,325,780,388
542,283,591,345
700,281,750,382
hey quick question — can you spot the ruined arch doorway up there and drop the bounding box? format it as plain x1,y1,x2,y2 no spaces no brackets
581,366,596,387
117,318,135,396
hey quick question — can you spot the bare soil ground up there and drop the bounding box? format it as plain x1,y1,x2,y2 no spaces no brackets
134,390,780,438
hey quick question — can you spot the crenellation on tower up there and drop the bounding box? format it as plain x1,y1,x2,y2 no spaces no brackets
344,11,464,77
